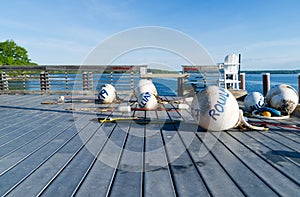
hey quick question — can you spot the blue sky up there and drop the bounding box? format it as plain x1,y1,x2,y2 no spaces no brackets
1,0,299,70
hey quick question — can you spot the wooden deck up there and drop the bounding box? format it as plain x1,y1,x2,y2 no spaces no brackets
0,94,299,196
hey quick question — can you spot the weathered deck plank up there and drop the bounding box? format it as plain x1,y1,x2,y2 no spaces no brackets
0,95,299,196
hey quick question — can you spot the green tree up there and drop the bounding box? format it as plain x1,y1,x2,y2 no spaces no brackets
0,40,37,65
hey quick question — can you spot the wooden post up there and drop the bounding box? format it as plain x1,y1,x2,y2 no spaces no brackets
65,71,69,91
298,74,300,103
22,71,26,90
203,71,207,87
131,71,134,93
240,73,246,90
0,72,3,90
89,72,93,91
45,71,50,90
178,77,184,97
82,72,88,91
3,72,8,90
110,71,113,84
262,73,270,96
40,72,46,91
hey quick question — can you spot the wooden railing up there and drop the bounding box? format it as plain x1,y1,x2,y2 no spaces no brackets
0,65,146,95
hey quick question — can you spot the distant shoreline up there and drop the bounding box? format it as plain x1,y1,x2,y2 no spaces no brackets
241,70,300,74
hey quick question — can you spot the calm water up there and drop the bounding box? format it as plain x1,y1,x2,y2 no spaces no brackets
17,73,299,96
245,74,299,94
154,74,299,96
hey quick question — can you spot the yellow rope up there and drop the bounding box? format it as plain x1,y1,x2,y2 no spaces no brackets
99,117,180,124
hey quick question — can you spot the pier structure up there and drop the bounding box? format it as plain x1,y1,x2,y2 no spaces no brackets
0,93,299,196
0,65,300,196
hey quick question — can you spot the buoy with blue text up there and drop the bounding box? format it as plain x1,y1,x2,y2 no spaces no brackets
191,86,268,131
138,91,158,109
244,92,265,112
135,79,158,97
98,84,116,104
191,86,240,131
135,79,158,109
266,84,299,115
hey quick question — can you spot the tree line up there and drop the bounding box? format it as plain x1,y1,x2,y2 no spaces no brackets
0,40,37,65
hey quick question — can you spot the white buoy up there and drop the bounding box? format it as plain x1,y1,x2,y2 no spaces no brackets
98,84,116,104
224,54,239,65
266,84,299,114
138,92,158,109
58,96,65,103
244,92,265,112
191,86,240,131
135,79,158,97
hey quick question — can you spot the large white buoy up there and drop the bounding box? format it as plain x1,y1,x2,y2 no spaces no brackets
191,86,240,131
135,79,158,97
138,92,158,109
98,84,116,104
224,54,239,65
244,92,265,112
266,84,299,114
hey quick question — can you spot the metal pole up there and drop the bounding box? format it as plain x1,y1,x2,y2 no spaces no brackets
262,73,270,96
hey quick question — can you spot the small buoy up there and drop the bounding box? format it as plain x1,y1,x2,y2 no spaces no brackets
244,92,265,112
138,92,158,109
178,103,189,110
117,105,131,112
58,96,65,103
191,86,240,131
266,84,299,114
135,79,158,97
98,84,116,104
262,111,271,117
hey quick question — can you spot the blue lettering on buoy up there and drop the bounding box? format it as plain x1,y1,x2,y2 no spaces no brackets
140,92,151,107
250,99,264,111
99,89,108,99
209,88,230,121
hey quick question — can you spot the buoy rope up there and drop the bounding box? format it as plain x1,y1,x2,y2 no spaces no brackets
98,117,180,124
248,121,300,131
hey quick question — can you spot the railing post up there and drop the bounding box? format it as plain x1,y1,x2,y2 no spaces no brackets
45,71,50,91
89,72,93,91
298,73,300,103
178,77,184,97
82,72,88,91
65,71,69,91
203,71,207,87
3,72,8,90
240,73,246,90
0,72,2,91
262,73,270,96
22,71,26,90
40,72,46,91
110,71,113,84
131,71,134,93
0,72,3,91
